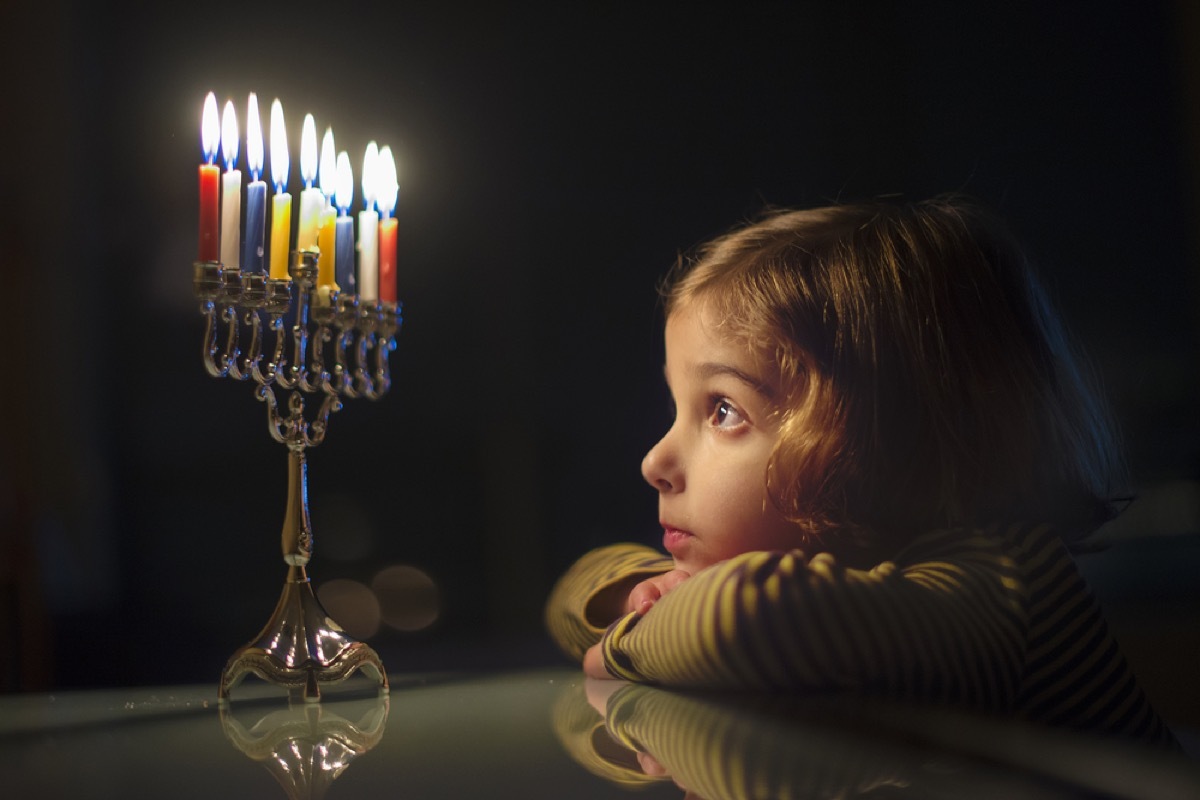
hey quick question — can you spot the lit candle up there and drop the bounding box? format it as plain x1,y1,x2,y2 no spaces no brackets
198,92,220,262
358,141,380,302
334,151,356,293
219,100,241,269
241,93,267,274
316,127,338,288
296,113,323,252
268,99,292,281
376,145,398,304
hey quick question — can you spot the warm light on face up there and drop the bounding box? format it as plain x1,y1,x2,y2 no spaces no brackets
246,93,264,182
377,146,397,218
270,98,289,192
201,92,219,164
361,141,379,209
300,113,318,188
220,100,239,172
319,127,336,198
336,151,354,214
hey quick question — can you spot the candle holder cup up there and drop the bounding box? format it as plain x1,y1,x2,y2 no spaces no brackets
194,252,402,703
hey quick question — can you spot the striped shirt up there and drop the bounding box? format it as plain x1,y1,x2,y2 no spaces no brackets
544,522,1176,746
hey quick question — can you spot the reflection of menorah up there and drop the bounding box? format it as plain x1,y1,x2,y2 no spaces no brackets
221,694,389,800
194,250,401,702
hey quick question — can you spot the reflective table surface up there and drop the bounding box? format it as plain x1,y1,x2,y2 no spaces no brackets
3,667,1199,799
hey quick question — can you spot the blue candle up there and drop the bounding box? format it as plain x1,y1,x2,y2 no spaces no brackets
334,150,356,293
241,93,267,273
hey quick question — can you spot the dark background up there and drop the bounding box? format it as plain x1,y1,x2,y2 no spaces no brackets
2,0,1198,723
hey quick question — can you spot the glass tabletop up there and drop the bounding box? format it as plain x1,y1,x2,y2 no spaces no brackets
2,667,1198,799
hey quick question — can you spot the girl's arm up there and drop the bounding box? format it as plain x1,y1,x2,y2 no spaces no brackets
596,531,1030,711
545,543,675,661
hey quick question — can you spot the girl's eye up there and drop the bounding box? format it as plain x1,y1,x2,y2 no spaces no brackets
710,398,745,429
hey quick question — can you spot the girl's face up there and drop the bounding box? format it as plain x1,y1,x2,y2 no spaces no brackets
641,303,804,574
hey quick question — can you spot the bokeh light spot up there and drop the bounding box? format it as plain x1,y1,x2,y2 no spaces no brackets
316,579,381,640
372,564,440,632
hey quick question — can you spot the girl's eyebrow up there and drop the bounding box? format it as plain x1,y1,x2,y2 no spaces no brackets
694,361,776,400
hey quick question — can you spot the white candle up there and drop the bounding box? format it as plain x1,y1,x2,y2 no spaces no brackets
296,113,323,252
357,141,380,302
219,100,241,269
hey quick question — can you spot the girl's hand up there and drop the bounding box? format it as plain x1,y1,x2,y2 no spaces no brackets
624,569,691,615
583,569,691,680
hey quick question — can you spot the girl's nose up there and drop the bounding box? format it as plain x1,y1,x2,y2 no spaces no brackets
641,431,682,493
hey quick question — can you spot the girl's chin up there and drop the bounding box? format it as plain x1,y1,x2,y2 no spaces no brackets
671,555,709,575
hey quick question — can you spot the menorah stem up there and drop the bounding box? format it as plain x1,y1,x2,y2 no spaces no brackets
218,443,389,704
282,448,314,567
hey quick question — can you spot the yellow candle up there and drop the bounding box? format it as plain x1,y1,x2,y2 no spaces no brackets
317,207,336,287
316,126,338,287
268,98,291,280
270,194,292,280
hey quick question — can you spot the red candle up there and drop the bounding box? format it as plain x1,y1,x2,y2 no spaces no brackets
378,218,397,303
376,145,399,303
198,92,220,262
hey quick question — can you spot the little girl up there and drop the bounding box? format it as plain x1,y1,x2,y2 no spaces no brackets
545,195,1176,747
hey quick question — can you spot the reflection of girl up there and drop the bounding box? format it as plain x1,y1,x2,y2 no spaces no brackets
551,680,917,799
546,197,1175,746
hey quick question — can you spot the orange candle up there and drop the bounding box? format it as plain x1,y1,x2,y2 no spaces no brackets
377,145,399,303
198,92,220,262
268,98,291,281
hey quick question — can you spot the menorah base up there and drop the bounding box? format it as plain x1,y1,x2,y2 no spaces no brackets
219,565,389,703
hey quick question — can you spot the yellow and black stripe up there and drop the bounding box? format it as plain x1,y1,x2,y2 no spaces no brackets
544,523,1175,747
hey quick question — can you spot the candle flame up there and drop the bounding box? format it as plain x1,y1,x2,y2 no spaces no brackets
246,93,264,181
270,98,290,192
319,128,337,198
361,141,379,209
201,92,219,164
220,100,239,172
300,113,318,188
377,146,398,218
336,151,354,214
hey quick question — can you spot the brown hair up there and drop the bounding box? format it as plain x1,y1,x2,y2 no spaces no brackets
662,195,1126,552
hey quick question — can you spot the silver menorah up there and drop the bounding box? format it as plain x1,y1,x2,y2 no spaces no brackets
193,250,401,703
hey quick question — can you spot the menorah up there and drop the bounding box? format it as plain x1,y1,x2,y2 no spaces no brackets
194,251,401,702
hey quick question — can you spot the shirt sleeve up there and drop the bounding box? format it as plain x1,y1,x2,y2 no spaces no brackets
599,532,1030,710
545,543,675,661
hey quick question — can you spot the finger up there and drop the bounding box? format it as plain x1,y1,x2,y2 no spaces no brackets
626,582,662,614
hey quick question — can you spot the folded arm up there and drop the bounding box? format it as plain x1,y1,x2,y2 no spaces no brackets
598,535,1029,710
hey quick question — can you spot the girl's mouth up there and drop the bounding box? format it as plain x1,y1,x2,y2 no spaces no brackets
662,526,693,554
